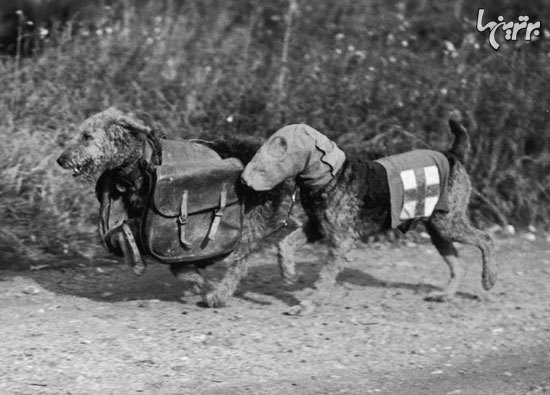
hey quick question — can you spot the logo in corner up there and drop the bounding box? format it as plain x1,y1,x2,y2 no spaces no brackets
476,8,541,50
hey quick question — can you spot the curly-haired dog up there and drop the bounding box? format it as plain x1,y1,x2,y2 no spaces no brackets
57,107,294,307
242,121,497,315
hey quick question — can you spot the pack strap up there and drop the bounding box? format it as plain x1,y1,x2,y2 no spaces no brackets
121,223,146,275
178,190,192,248
207,183,228,241
281,186,298,227
98,188,111,245
102,222,146,276
115,138,158,190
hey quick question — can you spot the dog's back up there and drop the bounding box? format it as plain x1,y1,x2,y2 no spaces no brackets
205,135,296,245
301,120,471,240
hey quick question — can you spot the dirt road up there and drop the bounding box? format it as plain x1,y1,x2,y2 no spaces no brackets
1,236,549,394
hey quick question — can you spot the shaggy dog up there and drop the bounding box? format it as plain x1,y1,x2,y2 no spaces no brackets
57,107,294,307
242,121,497,315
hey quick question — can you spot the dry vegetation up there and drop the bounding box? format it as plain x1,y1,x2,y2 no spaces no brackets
1,0,549,265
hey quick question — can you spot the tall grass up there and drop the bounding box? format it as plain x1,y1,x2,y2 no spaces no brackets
1,0,549,265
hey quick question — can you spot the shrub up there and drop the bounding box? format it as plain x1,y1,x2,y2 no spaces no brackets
1,0,549,265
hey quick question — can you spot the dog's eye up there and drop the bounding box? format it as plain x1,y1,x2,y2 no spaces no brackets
82,133,93,141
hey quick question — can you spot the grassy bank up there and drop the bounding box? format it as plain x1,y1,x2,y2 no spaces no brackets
1,0,549,264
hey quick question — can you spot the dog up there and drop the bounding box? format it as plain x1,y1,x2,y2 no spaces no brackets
57,107,295,307
241,120,497,315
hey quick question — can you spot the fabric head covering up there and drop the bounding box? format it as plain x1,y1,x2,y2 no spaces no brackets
242,124,345,190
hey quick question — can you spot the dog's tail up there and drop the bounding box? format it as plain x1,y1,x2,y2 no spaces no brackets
448,119,470,163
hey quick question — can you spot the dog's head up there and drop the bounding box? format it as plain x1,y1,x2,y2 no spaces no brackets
241,124,345,191
56,107,152,182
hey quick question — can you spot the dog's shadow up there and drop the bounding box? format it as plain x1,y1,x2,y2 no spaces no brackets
20,261,187,303
238,263,480,306
15,257,478,306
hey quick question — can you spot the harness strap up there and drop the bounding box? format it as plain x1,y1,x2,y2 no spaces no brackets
115,137,158,189
207,183,228,241
178,190,192,248
96,137,160,276
103,221,146,275
99,188,111,244
121,223,146,275
281,186,298,227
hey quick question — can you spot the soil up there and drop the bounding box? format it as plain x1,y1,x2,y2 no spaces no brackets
1,236,550,394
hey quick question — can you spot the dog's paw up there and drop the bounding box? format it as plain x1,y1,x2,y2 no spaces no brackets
424,291,453,303
182,284,202,297
281,271,302,285
203,291,229,308
284,300,316,316
279,261,300,284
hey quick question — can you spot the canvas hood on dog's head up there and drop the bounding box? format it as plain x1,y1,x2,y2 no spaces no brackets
242,124,345,191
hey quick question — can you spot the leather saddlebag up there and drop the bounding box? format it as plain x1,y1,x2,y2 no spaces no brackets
142,157,244,263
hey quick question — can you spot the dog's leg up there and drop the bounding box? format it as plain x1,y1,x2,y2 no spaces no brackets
203,250,247,308
170,263,209,295
287,236,352,316
429,212,497,294
424,222,464,302
278,227,308,284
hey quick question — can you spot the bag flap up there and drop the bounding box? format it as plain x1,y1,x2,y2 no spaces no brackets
152,157,243,217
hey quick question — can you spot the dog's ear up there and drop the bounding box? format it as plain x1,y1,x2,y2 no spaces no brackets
266,135,289,158
95,106,151,134
114,114,152,135
303,126,346,176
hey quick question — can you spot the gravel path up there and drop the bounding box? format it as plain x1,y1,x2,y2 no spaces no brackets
1,236,549,394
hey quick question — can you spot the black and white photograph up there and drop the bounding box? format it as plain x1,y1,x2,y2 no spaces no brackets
1,0,549,393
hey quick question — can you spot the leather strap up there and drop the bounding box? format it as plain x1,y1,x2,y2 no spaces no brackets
178,189,192,248
281,186,298,227
115,137,158,189
121,223,146,275
207,183,227,241
98,189,111,247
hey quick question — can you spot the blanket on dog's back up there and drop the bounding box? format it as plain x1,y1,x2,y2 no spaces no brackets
375,149,450,228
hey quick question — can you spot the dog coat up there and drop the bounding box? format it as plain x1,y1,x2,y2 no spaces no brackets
375,149,450,228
